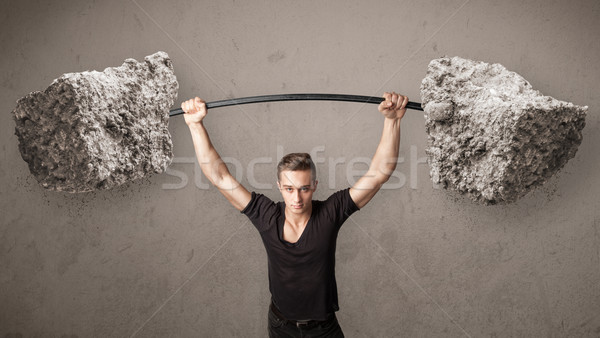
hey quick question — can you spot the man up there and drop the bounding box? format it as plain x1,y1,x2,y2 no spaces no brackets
181,92,408,337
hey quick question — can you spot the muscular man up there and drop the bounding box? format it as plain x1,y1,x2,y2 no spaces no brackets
181,92,408,337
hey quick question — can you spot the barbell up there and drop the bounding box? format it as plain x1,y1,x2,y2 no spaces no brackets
11,51,586,204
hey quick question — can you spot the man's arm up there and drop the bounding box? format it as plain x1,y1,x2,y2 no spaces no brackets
181,97,252,211
349,92,408,209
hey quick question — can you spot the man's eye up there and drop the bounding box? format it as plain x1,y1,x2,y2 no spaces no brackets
301,187,308,192
286,188,293,191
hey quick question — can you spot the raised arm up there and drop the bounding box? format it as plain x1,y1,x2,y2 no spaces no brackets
349,92,408,209
182,97,252,211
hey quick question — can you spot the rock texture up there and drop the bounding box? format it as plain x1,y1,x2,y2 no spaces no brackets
13,51,178,192
421,56,587,204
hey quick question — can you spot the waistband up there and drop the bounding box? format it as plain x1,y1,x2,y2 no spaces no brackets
270,301,334,328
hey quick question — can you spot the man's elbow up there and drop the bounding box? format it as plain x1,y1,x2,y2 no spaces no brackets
211,174,242,192
372,166,395,185
375,174,391,187
363,170,389,188
208,173,228,189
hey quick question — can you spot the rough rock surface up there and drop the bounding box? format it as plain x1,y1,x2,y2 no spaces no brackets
421,56,587,204
13,51,178,192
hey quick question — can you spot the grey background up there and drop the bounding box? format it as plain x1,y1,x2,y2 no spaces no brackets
1,0,598,337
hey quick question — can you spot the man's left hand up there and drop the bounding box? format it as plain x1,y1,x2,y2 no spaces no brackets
378,92,408,120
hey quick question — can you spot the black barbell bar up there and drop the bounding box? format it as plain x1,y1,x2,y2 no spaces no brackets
169,93,423,117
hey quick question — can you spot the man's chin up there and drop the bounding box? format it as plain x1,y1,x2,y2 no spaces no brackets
289,204,305,212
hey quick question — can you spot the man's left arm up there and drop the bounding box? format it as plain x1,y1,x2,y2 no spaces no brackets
349,92,408,209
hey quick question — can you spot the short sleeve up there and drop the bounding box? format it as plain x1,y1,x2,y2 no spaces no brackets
322,188,360,229
241,192,280,233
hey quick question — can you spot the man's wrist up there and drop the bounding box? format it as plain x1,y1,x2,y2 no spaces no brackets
384,116,402,123
187,121,204,130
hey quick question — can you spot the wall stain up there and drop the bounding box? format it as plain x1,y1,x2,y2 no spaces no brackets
56,237,85,276
186,248,194,263
411,243,431,277
118,243,133,253
267,50,285,63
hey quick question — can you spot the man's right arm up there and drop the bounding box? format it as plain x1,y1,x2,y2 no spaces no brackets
182,97,252,211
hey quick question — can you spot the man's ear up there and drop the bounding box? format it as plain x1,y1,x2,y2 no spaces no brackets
276,181,281,190
313,180,318,191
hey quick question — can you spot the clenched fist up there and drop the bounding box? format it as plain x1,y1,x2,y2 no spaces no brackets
181,97,207,126
378,92,408,120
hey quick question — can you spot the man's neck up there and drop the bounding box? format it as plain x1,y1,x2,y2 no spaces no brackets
284,204,312,226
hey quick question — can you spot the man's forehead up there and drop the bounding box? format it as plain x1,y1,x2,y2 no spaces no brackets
279,170,313,186
281,182,311,187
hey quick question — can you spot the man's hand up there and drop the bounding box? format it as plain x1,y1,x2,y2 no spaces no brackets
378,92,408,120
181,97,207,126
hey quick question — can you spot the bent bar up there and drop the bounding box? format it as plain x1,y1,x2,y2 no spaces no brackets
169,93,423,117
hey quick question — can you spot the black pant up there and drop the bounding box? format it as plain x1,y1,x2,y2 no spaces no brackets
267,305,344,338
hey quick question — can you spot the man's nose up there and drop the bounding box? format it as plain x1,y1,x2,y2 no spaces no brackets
293,189,301,201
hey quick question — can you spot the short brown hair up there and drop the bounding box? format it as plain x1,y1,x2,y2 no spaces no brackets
277,153,316,183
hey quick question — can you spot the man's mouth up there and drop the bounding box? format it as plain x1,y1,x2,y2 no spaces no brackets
292,204,303,209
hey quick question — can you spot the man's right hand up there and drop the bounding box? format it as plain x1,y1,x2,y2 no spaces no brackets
181,97,207,126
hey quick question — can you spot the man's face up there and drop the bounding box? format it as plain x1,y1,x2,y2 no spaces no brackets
277,169,317,214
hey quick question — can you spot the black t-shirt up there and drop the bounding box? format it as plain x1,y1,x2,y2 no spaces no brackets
241,188,359,321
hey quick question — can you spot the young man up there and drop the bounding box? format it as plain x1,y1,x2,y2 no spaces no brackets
181,92,408,337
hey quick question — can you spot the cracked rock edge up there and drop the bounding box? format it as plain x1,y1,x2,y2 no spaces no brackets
12,51,178,193
420,56,587,205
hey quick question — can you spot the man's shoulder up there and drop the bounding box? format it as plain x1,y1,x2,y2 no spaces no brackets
242,192,283,215
313,188,351,208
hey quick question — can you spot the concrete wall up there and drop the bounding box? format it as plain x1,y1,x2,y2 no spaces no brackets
1,0,598,337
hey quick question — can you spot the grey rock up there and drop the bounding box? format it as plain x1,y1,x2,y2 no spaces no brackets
13,51,178,193
421,56,587,204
